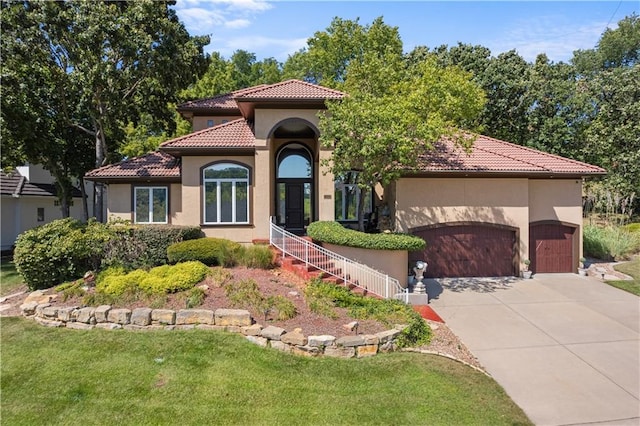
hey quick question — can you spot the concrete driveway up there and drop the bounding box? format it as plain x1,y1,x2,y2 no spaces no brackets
427,274,639,426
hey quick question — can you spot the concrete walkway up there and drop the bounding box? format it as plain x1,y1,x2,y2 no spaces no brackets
427,274,640,426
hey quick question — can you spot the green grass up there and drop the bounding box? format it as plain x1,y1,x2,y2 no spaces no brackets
0,257,25,296
1,317,531,425
607,257,640,296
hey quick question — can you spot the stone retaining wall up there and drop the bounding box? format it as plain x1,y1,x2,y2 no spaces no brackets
20,301,402,358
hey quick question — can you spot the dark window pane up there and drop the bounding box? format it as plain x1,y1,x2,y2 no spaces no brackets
136,188,150,223
236,182,248,222
204,182,217,223
152,188,167,223
220,182,233,222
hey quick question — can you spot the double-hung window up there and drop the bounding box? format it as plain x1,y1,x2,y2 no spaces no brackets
134,187,168,224
203,163,249,224
334,172,372,222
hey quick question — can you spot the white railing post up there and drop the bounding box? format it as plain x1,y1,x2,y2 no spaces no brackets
385,275,389,299
305,242,308,267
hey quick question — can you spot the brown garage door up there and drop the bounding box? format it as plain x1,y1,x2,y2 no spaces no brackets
411,225,516,278
529,223,574,273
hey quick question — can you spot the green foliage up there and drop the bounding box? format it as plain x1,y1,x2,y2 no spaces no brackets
167,238,241,267
608,257,640,296
307,221,426,251
208,267,233,288
103,223,203,270
239,245,274,269
624,223,640,233
13,218,113,290
184,287,206,309
1,1,209,221
96,262,210,296
223,279,297,321
55,279,86,302
304,280,431,347
583,225,640,261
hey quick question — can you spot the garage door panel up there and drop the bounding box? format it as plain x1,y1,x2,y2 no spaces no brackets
530,224,574,273
411,225,516,278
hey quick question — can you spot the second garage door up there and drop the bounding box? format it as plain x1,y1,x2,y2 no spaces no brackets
529,223,575,273
411,224,517,278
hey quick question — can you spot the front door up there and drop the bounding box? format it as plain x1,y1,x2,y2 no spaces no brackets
285,182,305,232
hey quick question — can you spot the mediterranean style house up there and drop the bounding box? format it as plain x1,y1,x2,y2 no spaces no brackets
85,79,606,278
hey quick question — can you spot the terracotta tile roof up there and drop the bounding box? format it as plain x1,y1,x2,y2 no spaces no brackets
416,135,606,175
234,79,345,101
160,118,255,149
85,151,181,180
176,86,266,111
0,171,81,197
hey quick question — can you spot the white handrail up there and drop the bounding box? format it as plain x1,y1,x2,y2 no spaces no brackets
269,220,404,299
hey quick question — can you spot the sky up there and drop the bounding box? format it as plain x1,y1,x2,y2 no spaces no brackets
172,1,638,64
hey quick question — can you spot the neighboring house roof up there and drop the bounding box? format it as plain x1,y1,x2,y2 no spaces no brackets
84,151,181,182
160,119,255,153
414,135,606,176
176,86,267,112
0,171,82,197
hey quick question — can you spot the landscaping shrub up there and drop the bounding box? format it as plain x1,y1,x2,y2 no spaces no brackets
239,245,274,269
184,287,206,308
96,261,210,296
208,267,233,288
102,223,203,270
14,218,113,290
307,221,426,251
304,279,431,347
223,279,297,321
623,223,640,234
583,225,640,260
167,238,241,267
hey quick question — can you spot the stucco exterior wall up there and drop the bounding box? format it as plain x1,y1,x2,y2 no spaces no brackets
394,177,530,261
1,195,85,250
254,109,320,140
192,115,242,132
106,184,132,221
528,179,583,259
181,155,258,243
323,243,409,291
318,149,335,221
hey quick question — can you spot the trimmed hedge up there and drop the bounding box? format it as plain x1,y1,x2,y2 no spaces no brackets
307,221,426,251
167,238,242,267
102,224,203,270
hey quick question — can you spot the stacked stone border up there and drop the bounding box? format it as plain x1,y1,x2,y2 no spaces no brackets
20,301,403,359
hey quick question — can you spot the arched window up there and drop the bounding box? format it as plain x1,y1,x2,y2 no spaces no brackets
203,163,249,224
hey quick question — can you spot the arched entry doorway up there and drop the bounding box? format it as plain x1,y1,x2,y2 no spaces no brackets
275,143,313,234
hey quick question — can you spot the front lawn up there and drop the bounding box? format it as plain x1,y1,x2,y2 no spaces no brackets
1,318,531,425
0,257,25,296
607,257,640,296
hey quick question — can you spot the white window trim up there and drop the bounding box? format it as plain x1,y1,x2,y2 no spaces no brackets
134,186,168,224
203,165,250,225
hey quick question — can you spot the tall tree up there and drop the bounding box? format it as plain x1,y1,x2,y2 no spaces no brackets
2,0,210,221
283,16,403,89
319,52,485,230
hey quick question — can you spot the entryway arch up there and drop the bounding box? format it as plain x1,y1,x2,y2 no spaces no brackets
275,143,314,234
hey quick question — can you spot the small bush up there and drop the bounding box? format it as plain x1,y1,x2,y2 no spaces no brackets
96,261,210,296
167,238,241,266
307,221,426,251
624,223,640,233
184,287,206,308
239,245,274,269
208,267,233,288
584,225,640,260
55,279,86,302
270,296,297,320
224,279,263,309
14,218,113,290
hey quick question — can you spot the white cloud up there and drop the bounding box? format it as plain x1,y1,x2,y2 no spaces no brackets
487,16,610,62
225,19,251,29
173,0,272,37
